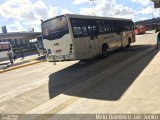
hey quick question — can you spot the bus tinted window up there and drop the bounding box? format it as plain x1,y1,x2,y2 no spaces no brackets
119,21,124,32
70,18,133,37
123,21,130,31
82,27,88,36
104,21,115,33
97,20,106,34
87,25,97,35
71,19,88,38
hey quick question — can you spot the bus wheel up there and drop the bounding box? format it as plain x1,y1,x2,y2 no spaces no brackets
101,45,108,58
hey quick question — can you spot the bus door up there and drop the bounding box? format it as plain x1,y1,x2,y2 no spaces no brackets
87,23,100,57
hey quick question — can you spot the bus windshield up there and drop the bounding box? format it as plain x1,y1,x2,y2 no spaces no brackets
41,16,69,40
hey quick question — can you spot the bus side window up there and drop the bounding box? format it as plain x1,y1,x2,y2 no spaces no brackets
71,19,88,38
117,21,122,33
104,21,110,33
113,21,117,32
119,21,123,32
121,21,124,31
87,24,98,38
97,20,105,34
73,27,82,37
82,27,88,36
109,21,114,33
124,21,129,31
105,21,114,33
87,26,93,38
92,25,98,35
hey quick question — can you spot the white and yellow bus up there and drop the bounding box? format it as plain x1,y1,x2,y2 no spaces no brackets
0,42,13,62
41,14,135,62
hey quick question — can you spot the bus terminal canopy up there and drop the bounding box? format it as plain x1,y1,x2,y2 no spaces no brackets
0,32,41,40
151,0,160,8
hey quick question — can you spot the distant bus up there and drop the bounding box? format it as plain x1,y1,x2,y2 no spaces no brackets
0,42,13,62
134,25,146,35
36,35,46,55
41,14,135,62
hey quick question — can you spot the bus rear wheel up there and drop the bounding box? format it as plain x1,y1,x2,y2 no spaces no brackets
101,45,108,58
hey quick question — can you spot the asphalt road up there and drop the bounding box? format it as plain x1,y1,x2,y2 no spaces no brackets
0,31,159,116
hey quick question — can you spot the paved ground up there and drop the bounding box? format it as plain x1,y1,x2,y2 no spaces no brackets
0,31,160,119
0,54,39,70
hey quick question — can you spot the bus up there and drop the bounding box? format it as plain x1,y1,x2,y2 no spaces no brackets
134,24,146,35
36,35,46,56
0,42,13,62
41,14,135,62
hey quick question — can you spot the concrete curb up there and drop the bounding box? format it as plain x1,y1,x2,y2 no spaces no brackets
0,60,46,73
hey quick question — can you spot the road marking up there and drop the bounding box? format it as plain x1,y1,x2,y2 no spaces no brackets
26,47,154,120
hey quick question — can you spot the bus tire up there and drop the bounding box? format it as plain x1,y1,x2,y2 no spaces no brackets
101,45,108,58
126,38,131,48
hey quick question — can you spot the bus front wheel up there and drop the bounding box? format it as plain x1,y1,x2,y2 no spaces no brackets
101,45,108,58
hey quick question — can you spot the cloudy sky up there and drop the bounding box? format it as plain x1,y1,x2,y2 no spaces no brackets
0,0,159,32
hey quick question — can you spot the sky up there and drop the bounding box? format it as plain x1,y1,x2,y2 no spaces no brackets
0,0,159,32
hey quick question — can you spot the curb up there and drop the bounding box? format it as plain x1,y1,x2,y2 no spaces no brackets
0,60,46,74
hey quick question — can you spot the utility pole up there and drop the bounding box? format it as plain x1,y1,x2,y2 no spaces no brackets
89,0,96,16
152,6,154,19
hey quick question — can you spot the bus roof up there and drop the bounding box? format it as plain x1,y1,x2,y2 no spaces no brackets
43,14,133,23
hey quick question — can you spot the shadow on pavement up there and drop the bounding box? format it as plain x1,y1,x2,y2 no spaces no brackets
48,45,158,101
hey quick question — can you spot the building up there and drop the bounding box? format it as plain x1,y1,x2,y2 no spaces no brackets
0,32,41,50
135,17,160,30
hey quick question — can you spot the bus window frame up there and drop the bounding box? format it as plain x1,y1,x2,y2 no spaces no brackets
70,18,89,38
